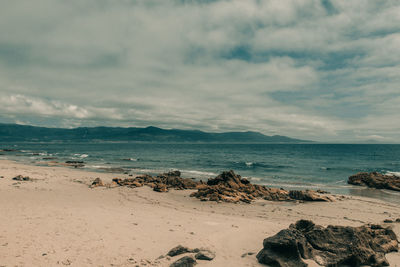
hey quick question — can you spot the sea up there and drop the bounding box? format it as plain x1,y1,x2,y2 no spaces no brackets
1,142,400,203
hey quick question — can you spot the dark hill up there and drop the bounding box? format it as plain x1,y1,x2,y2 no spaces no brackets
0,123,312,143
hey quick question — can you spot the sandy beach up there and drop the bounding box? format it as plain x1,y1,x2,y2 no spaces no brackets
0,159,399,266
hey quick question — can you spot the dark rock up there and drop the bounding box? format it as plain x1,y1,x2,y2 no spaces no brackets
194,250,215,261
1,149,18,152
12,175,31,181
384,219,394,223
90,178,104,188
169,256,196,267
42,157,57,160
396,218,400,223
154,183,168,192
348,172,400,191
0,176,4,178
65,161,84,164
64,161,85,168
257,219,398,267
167,245,192,257
167,170,181,177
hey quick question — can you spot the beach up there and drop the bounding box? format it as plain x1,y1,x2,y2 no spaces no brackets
0,159,399,266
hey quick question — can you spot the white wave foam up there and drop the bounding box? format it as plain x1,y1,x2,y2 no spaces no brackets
245,162,253,167
386,171,400,177
180,170,217,177
122,158,137,161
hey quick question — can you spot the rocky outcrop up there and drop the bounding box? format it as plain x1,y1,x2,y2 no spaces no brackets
112,171,201,192
190,171,333,203
348,172,400,191
257,220,399,267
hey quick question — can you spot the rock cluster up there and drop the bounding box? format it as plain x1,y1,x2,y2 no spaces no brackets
112,171,201,192
190,171,333,203
166,245,215,267
348,172,400,191
257,220,399,267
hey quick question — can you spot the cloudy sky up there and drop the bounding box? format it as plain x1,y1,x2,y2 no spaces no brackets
0,0,400,142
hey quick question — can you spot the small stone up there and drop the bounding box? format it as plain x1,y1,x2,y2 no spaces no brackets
12,175,31,181
169,256,196,267
154,184,168,192
90,178,104,188
167,245,191,257
195,250,215,261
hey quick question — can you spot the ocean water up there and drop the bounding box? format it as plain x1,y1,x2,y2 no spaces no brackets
1,142,400,202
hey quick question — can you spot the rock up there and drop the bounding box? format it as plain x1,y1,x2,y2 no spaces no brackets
191,170,333,203
348,172,400,191
167,170,181,177
194,250,215,261
384,219,394,223
257,219,398,267
112,172,199,191
167,245,192,257
396,218,400,223
12,175,31,181
288,190,334,202
154,183,168,192
1,149,18,152
0,176,4,178
169,256,196,267
64,161,85,168
90,178,104,188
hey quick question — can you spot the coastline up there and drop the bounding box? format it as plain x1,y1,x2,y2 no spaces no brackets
0,159,399,266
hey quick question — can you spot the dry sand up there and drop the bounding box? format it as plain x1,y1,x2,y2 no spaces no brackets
0,159,399,266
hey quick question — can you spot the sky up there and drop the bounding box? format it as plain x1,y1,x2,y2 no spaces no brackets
0,0,400,142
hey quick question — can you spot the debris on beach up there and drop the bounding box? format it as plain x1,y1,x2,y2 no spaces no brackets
12,175,31,181
190,170,334,203
256,219,398,267
348,172,400,191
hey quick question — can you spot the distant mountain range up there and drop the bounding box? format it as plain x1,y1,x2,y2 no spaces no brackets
0,123,312,143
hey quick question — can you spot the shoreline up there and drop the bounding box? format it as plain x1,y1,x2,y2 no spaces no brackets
1,160,400,266
2,152,400,205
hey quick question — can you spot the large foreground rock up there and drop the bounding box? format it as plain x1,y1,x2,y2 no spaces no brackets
348,172,400,191
190,171,333,203
257,220,398,267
